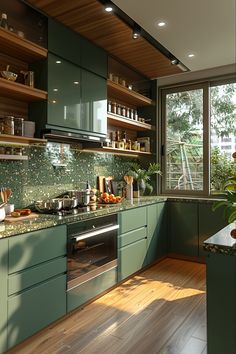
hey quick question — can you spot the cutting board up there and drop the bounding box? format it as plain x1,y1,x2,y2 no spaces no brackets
5,213,39,222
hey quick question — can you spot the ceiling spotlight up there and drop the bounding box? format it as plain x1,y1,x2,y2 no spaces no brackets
171,59,179,65
104,2,113,12
157,21,166,27
188,53,195,58
132,24,141,39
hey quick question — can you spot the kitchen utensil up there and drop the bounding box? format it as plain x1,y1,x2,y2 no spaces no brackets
20,70,34,87
66,190,90,207
0,202,7,208
1,65,18,81
34,199,63,212
61,196,78,209
4,203,14,215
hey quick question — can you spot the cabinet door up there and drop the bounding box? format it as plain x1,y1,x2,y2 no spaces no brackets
146,202,167,265
0,239,8,354
80,37,107,78
47,53,83,131
118,238,147,281
7,275,66,349
81,69,107,136
119,206,147,234
48,18,81,66
199,203,227,256
168,201,198,257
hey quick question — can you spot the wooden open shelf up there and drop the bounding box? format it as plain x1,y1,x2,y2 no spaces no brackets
0,134,47,145
0,154,28,161
0,78,47,102
0,27,47,62
84,146,152,156
107,80,153,107
107,113,152,131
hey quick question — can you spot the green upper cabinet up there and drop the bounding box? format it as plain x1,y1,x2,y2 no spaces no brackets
168,201,198,257
81,69,107,135
146,202,167,265
80,36,107,78
198,203,227,256
47,53,82,131
48,18,107,78
47,54,107,135
48,18,81,66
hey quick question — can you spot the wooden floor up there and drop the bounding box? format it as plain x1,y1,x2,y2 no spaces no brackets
7,258,207,354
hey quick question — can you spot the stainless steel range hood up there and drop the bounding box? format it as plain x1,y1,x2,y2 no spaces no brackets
43,129,106,146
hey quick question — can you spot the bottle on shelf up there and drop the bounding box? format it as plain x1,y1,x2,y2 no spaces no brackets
0,13,8,30
117,104,121,116
111,102,117,114
121,106,126,116
107,101,112,112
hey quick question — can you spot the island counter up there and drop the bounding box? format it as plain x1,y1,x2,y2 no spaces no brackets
204,222,236,354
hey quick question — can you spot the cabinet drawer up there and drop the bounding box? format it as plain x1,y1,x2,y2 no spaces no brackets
118,238,147,281
120,207,147,234
8,257,66,296
7,274,66,349
67,267,117,313
118,227,147,248
8,225,67,274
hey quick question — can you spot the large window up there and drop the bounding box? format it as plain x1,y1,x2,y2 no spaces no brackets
161,80,236,196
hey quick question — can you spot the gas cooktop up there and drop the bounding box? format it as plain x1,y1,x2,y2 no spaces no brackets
39,204,109,216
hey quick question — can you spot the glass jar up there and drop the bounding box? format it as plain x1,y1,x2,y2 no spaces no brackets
5,147,13,155
14,117,24,136
130,109,134,120
111,102,117,114
107,101,112,112
13,147,23,155
117,104,121,116
134,110,138,121
0,118,4,134
121,106,126,116
3,116,14,135
126,108,130,118
0,146,5,154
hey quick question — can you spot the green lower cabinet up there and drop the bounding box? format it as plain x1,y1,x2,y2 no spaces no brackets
206,254,236,354
168,201,198,257
67,268,117,313
146,203,167,265
119,206,147,234
118,238,147,281
198,203,227,256
7,274,66,349
0,239,8,354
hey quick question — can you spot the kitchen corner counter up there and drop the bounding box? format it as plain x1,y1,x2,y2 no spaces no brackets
204,222,236,255
0,196,166,239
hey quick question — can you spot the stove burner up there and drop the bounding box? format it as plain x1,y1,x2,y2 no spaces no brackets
40,204,107,216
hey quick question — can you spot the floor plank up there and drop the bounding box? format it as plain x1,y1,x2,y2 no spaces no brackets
7,258,206,354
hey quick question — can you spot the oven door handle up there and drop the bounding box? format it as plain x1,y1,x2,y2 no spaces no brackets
73,224,119,242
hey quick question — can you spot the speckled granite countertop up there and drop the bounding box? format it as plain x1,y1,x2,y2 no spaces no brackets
0,197,166,239
204,222,236,256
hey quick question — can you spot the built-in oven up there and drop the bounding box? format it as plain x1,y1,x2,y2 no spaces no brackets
67,214,118,290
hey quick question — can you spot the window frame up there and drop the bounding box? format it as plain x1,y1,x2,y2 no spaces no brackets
160,82,210,197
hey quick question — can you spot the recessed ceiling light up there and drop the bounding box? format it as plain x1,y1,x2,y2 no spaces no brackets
53,88,58,92
157,21,166,27
56,60,61,64
188,53,195,58
74,81,79,85
104,2,113,12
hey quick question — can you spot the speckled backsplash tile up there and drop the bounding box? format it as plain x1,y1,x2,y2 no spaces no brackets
0,144,136,208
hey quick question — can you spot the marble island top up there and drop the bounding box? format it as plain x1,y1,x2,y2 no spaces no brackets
0,196,166,239
204,222,236,256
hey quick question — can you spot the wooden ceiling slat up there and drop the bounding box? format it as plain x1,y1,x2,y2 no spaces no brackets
26,0,182,78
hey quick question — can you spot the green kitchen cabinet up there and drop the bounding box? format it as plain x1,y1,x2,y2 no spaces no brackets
206,254,236,354
118,238,147,281
198,203,227,256
146,202,167,265
7,274,66,349
48,18,107,78
48,18,82,67
80,36,107,78
35,53,107,137
168,201,198,257
0,239,8,354
80,69,107,135
119,206,147,234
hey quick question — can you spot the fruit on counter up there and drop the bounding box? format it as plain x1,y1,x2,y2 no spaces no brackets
14,209,32,216
11,211,21,217
98,193,123,204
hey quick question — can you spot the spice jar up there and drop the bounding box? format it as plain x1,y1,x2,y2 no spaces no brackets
107,101,112,112
0,118,4,134
111,102,117,114
5,147,13,155
13,147,23,155
121,106,126,116
0,146,5,154
117,104,121,116
14,117,24,136
130,109,134,120
3,116,14,135
126,107,130,118
134,110,138,121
